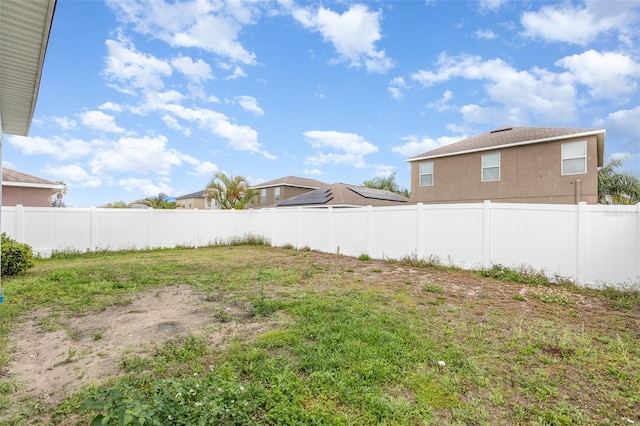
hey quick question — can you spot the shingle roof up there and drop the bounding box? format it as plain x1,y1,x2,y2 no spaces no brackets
276,183,409,207
176,190,206,200
250,176,329,190
408,126,606,162
2,167,61,188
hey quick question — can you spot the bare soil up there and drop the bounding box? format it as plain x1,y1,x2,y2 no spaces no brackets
8,284,273,409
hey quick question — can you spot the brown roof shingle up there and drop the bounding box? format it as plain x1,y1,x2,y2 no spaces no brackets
408,126,605,161
250,176,329,190
2,167,59,187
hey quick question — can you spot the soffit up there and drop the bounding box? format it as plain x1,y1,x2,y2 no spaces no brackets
0,0,56,136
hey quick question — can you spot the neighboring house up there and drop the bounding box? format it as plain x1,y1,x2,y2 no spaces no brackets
249,176,329,208
277,183,410,208
407,126,605,205
176,190,219,209
2,168,63,207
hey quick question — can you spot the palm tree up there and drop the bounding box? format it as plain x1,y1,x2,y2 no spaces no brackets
52,181,68,207
598,159,640,205
205,172,257,209
144,193,177,209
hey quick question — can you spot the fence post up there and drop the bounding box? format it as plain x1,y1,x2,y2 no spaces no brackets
296,207,301,248
16,204,24,242
636,203,640,284
90,207,97,252
147,207,153,249
366,205,373,256
416,203,424,259
327,206,334,253
576,202,587,284
193,208,199,249
482,200,491,269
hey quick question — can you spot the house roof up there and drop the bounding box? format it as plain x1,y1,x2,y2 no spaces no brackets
408,126,606,167
1,167,63,190
176,190,206,200
0,0,57,136
276,183,410,208
250,176,329,190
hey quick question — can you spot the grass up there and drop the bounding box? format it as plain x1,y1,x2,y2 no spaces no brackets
0,245,639,425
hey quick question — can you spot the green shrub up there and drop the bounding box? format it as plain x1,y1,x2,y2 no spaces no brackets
1,233,34,277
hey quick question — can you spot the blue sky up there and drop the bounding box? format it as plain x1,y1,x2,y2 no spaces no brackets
5,0,640,207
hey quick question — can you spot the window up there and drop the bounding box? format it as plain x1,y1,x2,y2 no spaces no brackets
562,141,586,175
274,187,281,202
419,162,433,186
261,189,267,203
188,202,192,208
482,152,500,182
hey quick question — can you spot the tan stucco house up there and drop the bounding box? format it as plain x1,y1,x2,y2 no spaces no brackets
407,126,605,205
277,183,410,208
176,190,218,209
249,176,329,208
2,168,63,207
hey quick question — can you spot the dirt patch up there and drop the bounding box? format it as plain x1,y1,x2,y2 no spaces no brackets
7,285,269,408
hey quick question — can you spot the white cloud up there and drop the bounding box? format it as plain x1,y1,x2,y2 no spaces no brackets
106,0,258,65
88,135,184,175
80,110,125,133
53,116,77,130
118,177,174,196
391,134,466,157
236,96,264,116
190,161,219,177
6,135,92,160
388,77,408,100
556,50,640,100
474,29,496,40
104,36,172,93
410,53,577,123
426,90,453,111
594,106,640,144
99,102,123,112
292,4,394,73
521,2,638,46
303,130,377,168
224,65,247,80
171,55,213,83
42,164,102,187
479,0,508,12
303,168,323,176
152,103,274,158
373,164,395,177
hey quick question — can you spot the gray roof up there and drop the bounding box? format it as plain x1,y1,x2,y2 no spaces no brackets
2,167,61,189
250,176,329,190
408,126,606,166
276,183,409,208
176,190,206,200
0,0,57,136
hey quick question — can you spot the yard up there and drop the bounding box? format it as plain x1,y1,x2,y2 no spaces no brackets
0,243,638,425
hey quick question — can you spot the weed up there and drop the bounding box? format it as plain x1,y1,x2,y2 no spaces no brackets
423,284,444,294
358,254,371,261
281,243,295,250
512,294,527,302
478,264,551,286
371,268,382,273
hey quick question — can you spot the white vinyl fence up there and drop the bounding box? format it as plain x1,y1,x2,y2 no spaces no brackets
2,202,639,289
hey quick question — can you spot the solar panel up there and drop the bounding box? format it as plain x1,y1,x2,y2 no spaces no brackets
278,189,333,206
348,187,408,202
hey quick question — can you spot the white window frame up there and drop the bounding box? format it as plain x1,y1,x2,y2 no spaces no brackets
482,152,500,182
260,188,267,203
274,187,281,202
562,140,586,175
419,161,433,187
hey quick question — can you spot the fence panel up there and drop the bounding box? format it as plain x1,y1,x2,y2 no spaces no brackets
490,204,579,279
1,203,638,288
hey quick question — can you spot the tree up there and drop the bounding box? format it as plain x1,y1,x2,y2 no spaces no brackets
598,159,640,205
104,201,130,208
363,172,410,197
205,172,257,209
144,193,177,209
52,181,68,207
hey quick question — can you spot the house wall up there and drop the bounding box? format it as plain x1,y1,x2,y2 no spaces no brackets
410,135,599,204
1,203,638,289
251,186,315,207
177,197,206,209
2,186,53,207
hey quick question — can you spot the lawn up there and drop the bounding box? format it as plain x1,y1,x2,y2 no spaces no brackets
0,244,638,425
